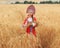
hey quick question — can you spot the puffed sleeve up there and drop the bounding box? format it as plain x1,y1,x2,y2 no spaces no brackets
23,17,28,27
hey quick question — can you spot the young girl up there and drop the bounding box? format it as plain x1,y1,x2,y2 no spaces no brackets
23,5,38,36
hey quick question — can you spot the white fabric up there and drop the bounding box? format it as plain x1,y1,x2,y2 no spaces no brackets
23,17,36,27
32,22,36,26
27,17,33,22
23,17,32,27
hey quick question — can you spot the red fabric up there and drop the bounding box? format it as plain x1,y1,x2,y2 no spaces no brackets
23,17,37,36
23,17,28,24
26,26,36,36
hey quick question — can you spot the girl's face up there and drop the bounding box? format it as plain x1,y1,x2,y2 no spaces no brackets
28,12,34,17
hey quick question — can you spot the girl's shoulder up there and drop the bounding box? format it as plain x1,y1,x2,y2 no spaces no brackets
33,16,37,21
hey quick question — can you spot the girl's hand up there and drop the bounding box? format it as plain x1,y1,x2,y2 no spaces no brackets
32,21,38,27
27,22,32,27
32,22,36,27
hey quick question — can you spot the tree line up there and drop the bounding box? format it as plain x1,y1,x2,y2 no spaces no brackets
11,1,38,4
11,1,60,4
40,1,60,4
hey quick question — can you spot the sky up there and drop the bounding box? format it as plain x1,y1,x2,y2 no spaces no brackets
0,0,60,4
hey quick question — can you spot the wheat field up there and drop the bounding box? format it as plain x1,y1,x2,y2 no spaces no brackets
0,4,60,48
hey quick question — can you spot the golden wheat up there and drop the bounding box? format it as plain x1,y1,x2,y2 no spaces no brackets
0,4,60,48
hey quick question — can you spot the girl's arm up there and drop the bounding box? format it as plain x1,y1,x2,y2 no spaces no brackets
32,17,38,27
23,18,27,27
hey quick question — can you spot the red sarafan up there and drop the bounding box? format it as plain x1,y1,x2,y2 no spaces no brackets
23,5,37,37
23,17,37,36
26,5,35,14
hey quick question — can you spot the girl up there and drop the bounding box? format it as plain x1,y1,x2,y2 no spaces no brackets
23,5,38,36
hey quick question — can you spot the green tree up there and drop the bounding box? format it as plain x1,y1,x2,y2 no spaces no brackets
24,1,28,4
28,1,32,4
15,1,20,4
40,0,53,4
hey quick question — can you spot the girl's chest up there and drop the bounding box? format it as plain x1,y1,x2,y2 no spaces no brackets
27,17,33,22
